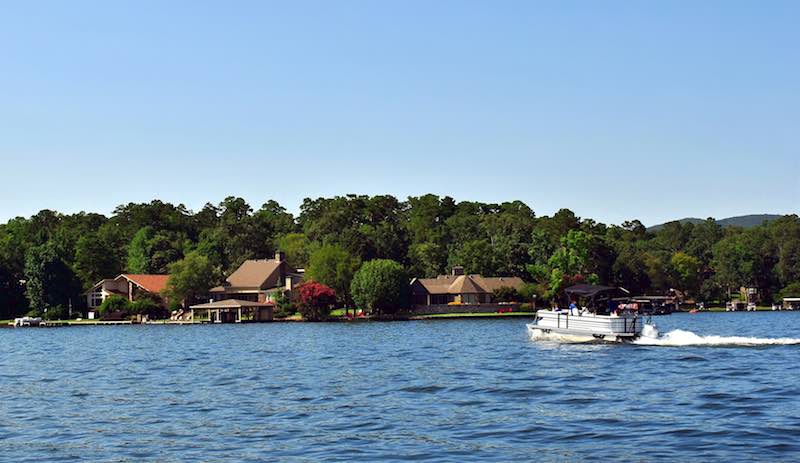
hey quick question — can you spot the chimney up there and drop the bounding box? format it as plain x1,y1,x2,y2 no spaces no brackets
451,266,464,276
275,250,285,263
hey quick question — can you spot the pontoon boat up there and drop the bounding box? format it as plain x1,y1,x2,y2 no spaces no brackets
527,284,645,343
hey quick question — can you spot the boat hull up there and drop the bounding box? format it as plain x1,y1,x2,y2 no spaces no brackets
528,310,643,343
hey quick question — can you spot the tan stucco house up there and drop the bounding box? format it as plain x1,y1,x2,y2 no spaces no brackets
410,266,525,306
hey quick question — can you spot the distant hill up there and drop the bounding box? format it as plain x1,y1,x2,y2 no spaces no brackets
648,214,784,231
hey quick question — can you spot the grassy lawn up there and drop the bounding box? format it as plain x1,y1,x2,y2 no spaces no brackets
274,313,303,321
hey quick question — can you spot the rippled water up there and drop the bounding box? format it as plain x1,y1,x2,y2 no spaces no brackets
1,312,799,462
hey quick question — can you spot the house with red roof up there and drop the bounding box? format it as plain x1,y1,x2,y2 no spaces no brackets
85,274,171,311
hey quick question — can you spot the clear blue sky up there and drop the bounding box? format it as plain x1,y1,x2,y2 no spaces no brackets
1,1,797,226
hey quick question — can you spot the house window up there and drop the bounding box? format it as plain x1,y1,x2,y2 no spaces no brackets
462,294,479,304
89,291,104,308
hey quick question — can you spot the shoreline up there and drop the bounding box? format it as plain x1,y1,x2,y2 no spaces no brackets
3,308,793,328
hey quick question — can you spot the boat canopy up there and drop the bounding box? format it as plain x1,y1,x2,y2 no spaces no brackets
565,284,617,298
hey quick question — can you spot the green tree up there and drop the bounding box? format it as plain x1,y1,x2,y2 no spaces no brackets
111,200,194,241
537,209,581,247
481,201,536,277
548,230,593,276
127,226,186,274
685,218,723,268
24,243,79,316
74,227,125,289
769,216,800,289
274,233,312,269
448,240,497,276
0,262,27,319
165,251,218,307
253,200,297,237
299,195,407,262
204,196,283,273
127,227,154,273
670,251,701,295
528,230,598,301
350,259,409,315
306,244,361,306
711,231,770,299
407,242,447,278
612,245,650,293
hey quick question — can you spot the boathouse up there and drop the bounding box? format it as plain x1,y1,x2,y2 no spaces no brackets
189,299,274,323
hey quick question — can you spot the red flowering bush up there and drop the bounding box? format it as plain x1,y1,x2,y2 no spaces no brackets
297,281,337,321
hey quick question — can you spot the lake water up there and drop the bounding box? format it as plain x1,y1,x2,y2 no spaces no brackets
1,312,799,462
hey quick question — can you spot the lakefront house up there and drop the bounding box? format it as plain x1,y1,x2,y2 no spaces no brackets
208,251,304,303
410,266,525,307
85,274,171,314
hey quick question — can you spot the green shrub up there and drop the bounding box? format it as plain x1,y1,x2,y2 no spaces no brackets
778,282,800,299
273,291,296,318
492,286,522,303
98,295,131,316
518,282,538,302
131,299,166,319
25,308,43,318
43,305,68,320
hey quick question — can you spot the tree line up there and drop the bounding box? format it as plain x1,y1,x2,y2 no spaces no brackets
1,194,798,319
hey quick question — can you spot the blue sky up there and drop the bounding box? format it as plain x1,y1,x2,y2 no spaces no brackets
1,1,797,226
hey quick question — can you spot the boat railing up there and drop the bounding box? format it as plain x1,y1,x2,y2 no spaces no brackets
539,310,640,334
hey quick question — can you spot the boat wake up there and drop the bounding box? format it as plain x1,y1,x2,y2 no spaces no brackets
527,327,599,344
634,325,800,347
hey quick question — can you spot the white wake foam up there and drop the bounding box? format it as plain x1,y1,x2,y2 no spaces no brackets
634,328,800,347
527,327,597,344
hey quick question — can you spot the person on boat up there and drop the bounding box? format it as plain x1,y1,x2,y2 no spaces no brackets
568,300,579,315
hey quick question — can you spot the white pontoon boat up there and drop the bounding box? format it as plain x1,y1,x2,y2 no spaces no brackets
527,284,645,343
